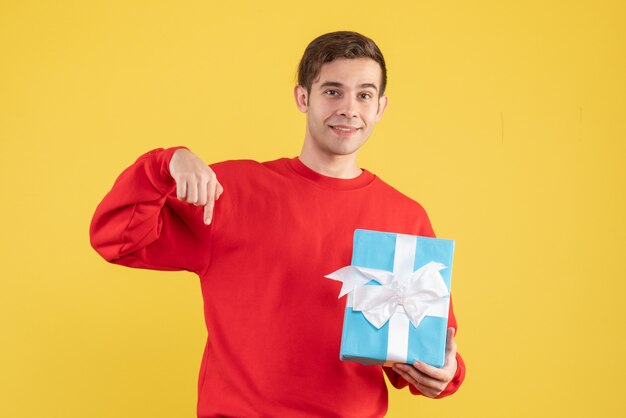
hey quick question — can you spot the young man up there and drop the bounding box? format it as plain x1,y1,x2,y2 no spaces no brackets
90,31,466,417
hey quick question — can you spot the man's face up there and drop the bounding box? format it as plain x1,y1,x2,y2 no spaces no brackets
294,58,388,158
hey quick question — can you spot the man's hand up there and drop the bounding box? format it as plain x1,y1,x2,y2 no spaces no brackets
169,148,223,225
391,327,458,398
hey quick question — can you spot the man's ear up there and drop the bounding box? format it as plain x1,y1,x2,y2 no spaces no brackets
294,85,308,113
375,95,388,121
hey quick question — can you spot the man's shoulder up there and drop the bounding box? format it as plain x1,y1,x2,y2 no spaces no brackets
210,158,259,171
210,157,286,171
209,157,291,183
371,173,430,214
368,173,434,236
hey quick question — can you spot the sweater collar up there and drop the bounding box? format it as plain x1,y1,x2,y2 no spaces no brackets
286,157,376,190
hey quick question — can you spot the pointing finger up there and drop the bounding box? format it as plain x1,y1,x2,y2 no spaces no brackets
204,175,217,225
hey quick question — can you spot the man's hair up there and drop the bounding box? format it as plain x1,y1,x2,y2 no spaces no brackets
297,31,387,97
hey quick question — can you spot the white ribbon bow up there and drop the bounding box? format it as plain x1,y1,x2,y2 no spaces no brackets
326,261,449,329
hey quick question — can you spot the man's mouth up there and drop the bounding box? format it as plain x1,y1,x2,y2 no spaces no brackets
329,125,361,136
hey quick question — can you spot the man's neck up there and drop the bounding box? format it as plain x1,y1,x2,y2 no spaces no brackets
297,149,362,179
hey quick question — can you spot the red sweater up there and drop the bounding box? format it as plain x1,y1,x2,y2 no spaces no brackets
90,147,466,417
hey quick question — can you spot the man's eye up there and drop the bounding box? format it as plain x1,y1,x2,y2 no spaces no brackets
360,93,372,100
325,90,340,96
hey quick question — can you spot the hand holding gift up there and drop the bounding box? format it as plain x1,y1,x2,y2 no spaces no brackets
391,327,458,398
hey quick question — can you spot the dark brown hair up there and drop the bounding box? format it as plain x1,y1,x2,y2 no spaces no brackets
297,31,387,97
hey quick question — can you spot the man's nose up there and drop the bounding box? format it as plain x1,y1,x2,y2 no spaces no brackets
336,96,359,118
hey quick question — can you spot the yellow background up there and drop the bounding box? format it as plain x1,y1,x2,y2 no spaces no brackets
1,0,625,417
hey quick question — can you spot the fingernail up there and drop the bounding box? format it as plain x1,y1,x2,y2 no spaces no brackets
205,218,211,225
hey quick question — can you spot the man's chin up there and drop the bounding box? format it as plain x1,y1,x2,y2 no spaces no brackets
325,144,365,157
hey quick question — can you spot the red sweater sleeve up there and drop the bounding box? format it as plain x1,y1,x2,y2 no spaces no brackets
383,297,466,398
89,146,210,275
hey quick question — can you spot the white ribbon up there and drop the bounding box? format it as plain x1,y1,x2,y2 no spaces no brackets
325,234,450,363
326,261,449,328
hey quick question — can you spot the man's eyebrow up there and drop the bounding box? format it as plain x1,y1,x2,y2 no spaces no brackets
319,81,379,92
359,83,379,92
319,81,344,89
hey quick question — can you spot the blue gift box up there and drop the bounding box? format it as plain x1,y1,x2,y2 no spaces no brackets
328,229,454,367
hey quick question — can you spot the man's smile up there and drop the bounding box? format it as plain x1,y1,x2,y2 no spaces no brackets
329,124,362,136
